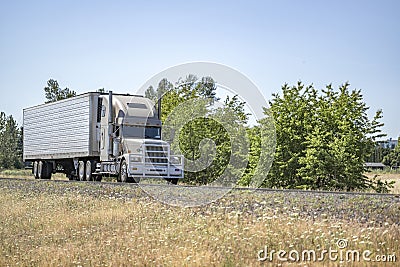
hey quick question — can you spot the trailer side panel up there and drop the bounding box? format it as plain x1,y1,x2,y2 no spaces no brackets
23,93,100,160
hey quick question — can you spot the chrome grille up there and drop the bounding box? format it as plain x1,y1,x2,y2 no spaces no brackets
145,145,168,165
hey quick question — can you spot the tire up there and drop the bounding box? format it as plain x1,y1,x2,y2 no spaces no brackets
38,161,43,179
85,160,95,181
38,161,52,180
119,160,129,183
78,161,86,181
45,162,52,179
43,161,52,179
33,161,39,179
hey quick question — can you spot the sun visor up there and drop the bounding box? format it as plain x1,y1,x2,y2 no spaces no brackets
126,104,154,117
122,116,161,127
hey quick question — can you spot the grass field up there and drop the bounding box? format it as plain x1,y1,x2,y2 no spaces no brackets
0,178,399,266
0,169,67,180
0,169,115,182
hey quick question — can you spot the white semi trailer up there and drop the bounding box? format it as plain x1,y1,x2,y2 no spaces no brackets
23,92,183,184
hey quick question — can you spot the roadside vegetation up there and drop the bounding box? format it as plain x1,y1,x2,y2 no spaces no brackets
364,172,400,195
1,170,399,194
383,144,400,168
146,79,392,192
0,78,398,192
0,169,67,180
0,179,399,266
1,78,399,266
0,112,22,170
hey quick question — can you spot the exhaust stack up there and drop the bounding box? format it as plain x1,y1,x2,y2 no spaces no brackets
108,91,113,157
157,90,162,120
108,91,113,124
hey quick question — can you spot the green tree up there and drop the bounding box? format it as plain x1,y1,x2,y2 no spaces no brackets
144,85,156,101
0,112,5,168
146,76,248,185
17,126,23,166
367,143,391,163
238,126,261,185
263,82,387,192
261,82,317,188
382,143,400,167
0,112,23,169
237,106,277,188
44,79,76,103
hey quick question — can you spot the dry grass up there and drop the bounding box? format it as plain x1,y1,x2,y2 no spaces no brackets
0,169,67,180
0,179,399,266
365,173,400,194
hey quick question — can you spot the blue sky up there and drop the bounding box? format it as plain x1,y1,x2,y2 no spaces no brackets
0,0,399,138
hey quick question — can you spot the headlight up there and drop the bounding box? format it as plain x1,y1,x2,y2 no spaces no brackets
170,156,181,165
130,155,142,162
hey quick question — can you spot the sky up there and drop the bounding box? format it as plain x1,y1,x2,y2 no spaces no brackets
0,0,399,138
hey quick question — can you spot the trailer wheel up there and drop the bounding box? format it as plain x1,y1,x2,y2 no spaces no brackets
38,161,43,179
85,160,95,181
38,161,52,179
33,161,39,179
119,160,129,183
43,161,52,179
78,161,86,181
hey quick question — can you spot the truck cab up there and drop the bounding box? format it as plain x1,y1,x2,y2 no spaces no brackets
97,92,184,183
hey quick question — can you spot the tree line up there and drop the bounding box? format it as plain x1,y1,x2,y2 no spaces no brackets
0,78,394,192
262,82,388,191
383,143,400,168
146,78,391,192
0,112,23,170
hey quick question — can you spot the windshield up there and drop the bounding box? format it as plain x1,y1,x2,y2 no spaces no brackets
122,125,161,139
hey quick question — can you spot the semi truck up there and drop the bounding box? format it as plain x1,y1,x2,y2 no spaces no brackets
23,91,184,184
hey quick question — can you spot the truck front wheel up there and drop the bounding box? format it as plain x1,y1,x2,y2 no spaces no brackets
119,160,129,183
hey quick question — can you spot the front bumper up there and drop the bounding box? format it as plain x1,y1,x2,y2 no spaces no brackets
127,153,184,179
